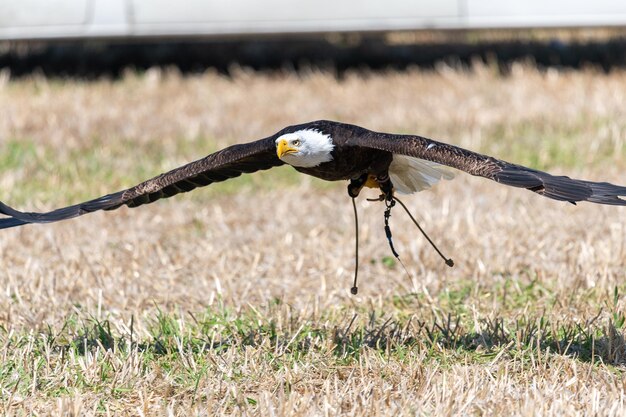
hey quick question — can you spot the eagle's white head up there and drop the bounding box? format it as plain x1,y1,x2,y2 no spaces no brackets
275,129,335,168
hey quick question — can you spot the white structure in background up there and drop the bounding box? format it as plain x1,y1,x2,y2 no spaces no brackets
1,0,626,40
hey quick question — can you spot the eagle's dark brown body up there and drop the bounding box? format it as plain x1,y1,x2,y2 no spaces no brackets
289,120,500,182
296,144,393,183
1,120,625,229
282,121,390,182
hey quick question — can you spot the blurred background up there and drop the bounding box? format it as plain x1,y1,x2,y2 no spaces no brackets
2,0,626,76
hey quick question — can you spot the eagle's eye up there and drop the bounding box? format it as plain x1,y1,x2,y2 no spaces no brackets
292,139,301,147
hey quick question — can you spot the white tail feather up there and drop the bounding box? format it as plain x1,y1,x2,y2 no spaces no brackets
389,155,455,194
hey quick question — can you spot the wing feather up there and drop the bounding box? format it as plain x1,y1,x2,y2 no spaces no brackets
0,136,282,229
356,131,626,206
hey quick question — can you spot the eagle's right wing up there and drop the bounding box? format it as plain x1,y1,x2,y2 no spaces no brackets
356,130,626,206
0,136,283,229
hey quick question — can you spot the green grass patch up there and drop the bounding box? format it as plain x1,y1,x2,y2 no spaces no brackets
1,284,624,406
477,118,626,171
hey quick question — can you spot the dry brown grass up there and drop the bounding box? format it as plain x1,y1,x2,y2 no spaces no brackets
0,63,625,416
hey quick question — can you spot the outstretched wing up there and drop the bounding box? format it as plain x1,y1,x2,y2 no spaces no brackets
0,136,283,229
356,131,626,205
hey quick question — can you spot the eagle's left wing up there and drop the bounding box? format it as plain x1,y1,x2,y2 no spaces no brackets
0,136,283,229
356,131,626,206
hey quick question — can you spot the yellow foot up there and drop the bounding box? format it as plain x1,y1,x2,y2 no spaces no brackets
364,175,379,188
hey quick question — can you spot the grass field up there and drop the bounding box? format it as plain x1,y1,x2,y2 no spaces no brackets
0,63,625,416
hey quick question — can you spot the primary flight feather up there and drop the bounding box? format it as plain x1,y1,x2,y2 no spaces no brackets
1,120,625,229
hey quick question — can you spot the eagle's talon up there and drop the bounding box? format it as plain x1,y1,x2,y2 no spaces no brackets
347,185,361,198
347,173,370,198
377,177,394,202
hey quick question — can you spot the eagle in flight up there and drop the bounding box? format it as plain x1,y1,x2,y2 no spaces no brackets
1,120,625,230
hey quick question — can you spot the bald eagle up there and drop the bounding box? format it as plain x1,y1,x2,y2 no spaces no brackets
1,120,625,230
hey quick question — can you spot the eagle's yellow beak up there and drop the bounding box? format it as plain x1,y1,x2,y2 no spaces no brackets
277,139,297,158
